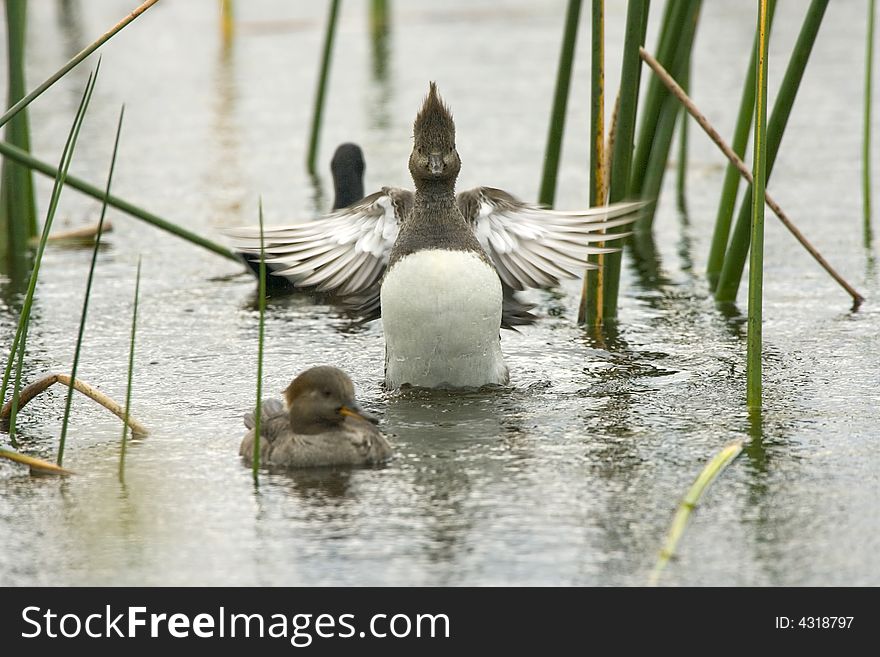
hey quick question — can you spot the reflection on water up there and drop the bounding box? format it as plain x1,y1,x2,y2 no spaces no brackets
1,0,879,586
56,0,85,62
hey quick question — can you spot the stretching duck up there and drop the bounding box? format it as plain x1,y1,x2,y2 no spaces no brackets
228,84,641,389
240,366,392,468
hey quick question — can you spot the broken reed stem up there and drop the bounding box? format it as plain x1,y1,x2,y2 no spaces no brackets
44,220,113,242
0,448,73,475
649,440,744,586
0,373,148,437
639,46,865,308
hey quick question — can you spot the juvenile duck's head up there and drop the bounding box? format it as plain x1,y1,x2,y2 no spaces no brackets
283,366,376,435
409,82,461,184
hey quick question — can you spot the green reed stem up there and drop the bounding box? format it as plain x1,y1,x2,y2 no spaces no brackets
2,67,99,443
676,60,690,215
629,0,691,197
369,0,390,81
252,200,266,483
865,0,876,247
0,140,237,261
583,0,647,325
539,0,583,207
119,257,141,483
6,313,28,448
1,0,37,277
578,0,605,325
636,0,701,230
370,0,389,31
747,0,770,410
0,0,158,129
306,0,341,176
588,0,605,208
716,0,829,303
706,0,777,291
639,47,864,307
58,106,125,467
649,440,744,585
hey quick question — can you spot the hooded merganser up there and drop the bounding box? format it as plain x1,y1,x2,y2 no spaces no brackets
228,84,642,388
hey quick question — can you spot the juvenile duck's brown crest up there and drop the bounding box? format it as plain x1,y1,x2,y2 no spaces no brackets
413,82,455,152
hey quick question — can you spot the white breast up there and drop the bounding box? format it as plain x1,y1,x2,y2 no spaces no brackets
381,249,509,389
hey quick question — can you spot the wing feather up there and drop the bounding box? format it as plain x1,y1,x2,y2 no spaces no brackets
224,187,413,295
458,187,645,291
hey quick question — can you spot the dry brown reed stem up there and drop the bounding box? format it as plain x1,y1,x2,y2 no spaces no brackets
0,448,73,475
639,46,865,309
44,220,113,242
1,373,148,436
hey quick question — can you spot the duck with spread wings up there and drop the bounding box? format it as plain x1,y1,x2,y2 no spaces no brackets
227,83,643,389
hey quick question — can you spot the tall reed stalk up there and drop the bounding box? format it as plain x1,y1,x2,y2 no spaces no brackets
6,313,29,448
588,0,605,208
220,0,234,43
629,0,693,198
676,63,690,215
369,0,390,81
706,0,777,291
747,0,770,409
539,0,583,207
716,0,830,303
306,0,341,176
640,47,864,306
1,68,99,443
252,201,267,483
578,0,604,324
58,106,125,467
119,257,142,483
582,0,647,325
1,0,37,277
865,0,876,247
634,0,701,231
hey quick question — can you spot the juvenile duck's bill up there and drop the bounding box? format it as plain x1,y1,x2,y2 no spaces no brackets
339,405,379,424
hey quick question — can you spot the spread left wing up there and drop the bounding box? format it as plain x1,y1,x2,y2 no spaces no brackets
456,187,643,291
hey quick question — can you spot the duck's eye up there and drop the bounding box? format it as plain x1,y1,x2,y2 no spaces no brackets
323,390,332,398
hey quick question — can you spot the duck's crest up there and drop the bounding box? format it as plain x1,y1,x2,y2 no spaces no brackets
414,82,455,150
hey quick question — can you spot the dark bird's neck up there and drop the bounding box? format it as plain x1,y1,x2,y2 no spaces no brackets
332,169,364,209
387,177,485,267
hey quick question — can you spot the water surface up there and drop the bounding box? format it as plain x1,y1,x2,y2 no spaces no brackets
1,1,878,586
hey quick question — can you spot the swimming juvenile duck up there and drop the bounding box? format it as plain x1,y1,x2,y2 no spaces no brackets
228,83,642,389
239,365,392,468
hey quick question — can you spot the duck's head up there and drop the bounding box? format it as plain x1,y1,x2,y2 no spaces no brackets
409,82,460,183
283,366,377,435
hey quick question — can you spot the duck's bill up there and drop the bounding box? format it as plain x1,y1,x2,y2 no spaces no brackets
339,406,380,425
